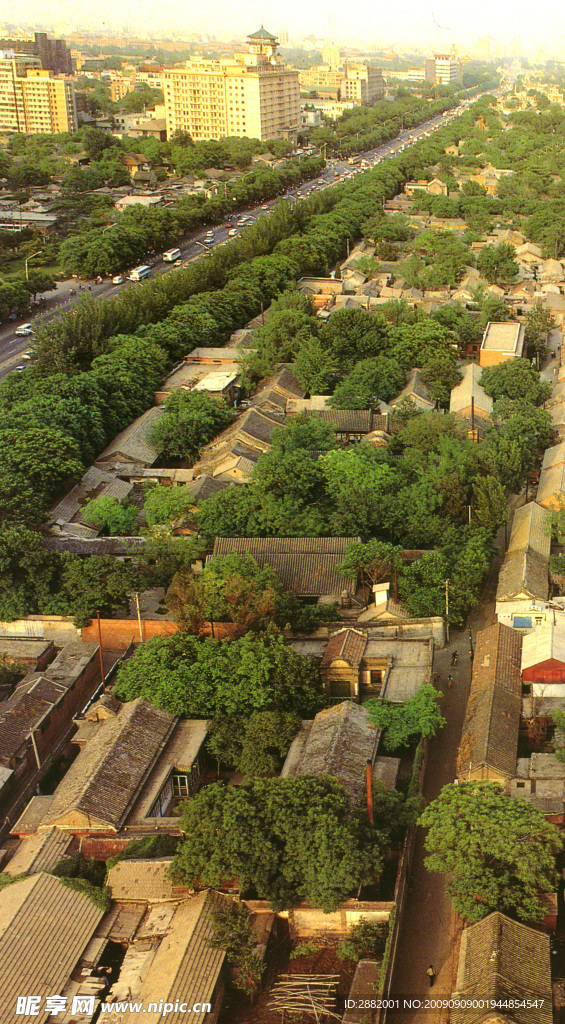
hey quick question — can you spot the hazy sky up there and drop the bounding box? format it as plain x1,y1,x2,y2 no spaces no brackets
4,0,565,56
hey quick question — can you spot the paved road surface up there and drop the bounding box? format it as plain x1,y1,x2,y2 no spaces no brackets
0,98,478,379
389,533,505,1023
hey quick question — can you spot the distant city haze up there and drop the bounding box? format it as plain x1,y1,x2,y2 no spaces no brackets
2,0,562,57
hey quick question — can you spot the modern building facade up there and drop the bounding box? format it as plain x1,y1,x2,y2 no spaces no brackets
163,28,300,142
433,54,463,85
298,62,384,105
0,31,73,74
0,52,77,133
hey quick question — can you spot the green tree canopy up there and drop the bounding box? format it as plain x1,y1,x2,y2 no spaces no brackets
480,359,551,405
365,684,446,750
149,391,233,462
113,629,323,718
83,495,138,536
207,710,302,776
172,776,388,911
419,782,562,923
476,243,519,286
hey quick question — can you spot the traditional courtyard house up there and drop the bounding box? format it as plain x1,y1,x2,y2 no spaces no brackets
495,503,551,626
211,536,360,604
458,623,522,785
451,912,553,1024
12,698,207,841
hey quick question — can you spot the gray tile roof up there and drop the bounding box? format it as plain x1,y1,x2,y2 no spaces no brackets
0,643,99,760
39,698,177,832
452,912,552,1024
96,407,163,467
458,686,520,779
211,536,359,596
470,623,523,695
0,873,104,1024
4,828,73,876
43,536,146,556
282,702,378,807
98,890,229,1024
507,502,551,559
496,548,549,602
107,858,176,902
289,408,373,433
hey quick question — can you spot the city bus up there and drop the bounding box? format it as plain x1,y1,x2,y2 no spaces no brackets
129,265,152,281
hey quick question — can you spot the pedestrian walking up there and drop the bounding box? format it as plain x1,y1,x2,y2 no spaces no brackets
447,674,454,689
427,965,436,987
451,651,458,666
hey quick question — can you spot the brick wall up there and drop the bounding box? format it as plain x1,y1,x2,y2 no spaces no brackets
81,619,240,649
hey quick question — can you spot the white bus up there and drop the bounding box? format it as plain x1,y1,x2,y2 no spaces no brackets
129,265,152,281
163,248,181,262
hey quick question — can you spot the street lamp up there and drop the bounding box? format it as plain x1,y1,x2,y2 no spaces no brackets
25,250,43,281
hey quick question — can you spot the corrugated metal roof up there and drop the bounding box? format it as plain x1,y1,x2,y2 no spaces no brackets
452,913,552,1024
0,873,104,1024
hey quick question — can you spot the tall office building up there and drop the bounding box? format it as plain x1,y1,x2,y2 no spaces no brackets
0,52,77,133
163,28,300,142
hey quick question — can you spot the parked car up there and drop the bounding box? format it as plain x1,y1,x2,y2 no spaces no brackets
112,275,124,285
228,228,239,237
15,323,33,336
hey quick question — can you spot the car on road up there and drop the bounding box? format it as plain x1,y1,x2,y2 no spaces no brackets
204,231,215,244
112,275,124,285
228,228,239,237
15,365,26,372
15,323,33,336
22,350,33,360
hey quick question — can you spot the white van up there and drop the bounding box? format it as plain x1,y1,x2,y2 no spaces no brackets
163,248,181,262
129,265,152,281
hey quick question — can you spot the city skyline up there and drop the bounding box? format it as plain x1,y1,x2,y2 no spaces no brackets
2,0,565,58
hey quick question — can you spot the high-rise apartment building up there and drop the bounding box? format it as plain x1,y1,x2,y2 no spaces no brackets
0,32,73,74
0,53,77,133
433,54,463,85
322,44,341,70
298,62,384,105
163,28,300,142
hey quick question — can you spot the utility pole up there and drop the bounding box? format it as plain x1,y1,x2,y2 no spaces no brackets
444,579,450,643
